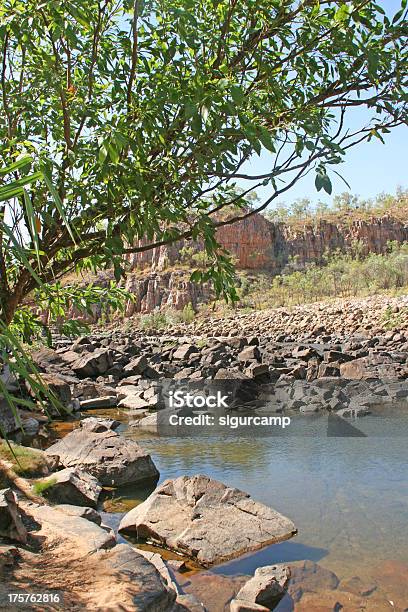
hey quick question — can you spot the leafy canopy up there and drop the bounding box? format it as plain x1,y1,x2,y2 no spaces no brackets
0,0,407,329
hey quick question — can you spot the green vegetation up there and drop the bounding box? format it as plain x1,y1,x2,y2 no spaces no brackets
0,1,407,428
32,477,58,497
1,0,407,333
265,189,408,225
138,302,196,331
234,242,408,310
0,441,51,477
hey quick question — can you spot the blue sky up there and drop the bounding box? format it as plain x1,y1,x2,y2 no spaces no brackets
236,0,407,208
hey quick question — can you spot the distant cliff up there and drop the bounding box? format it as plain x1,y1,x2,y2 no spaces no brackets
120,210,408,315
56,209,408,321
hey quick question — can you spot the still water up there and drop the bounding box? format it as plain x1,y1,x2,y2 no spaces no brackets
95,407,408,608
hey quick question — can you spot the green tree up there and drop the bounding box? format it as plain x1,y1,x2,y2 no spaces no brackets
0,0,407,332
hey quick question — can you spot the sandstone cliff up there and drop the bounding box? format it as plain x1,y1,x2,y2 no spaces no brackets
60,210,408,320
127,211,408,273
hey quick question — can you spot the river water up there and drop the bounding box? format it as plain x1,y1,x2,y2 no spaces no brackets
90,405,408,609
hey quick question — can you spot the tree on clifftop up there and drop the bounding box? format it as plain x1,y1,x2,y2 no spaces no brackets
0,0,407,332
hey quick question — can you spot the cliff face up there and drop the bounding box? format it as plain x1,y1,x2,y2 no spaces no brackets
126,211,408,272
117,211,408,316
59,211,407,322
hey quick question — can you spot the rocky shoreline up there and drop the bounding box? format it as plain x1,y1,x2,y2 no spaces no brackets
1,293,408,610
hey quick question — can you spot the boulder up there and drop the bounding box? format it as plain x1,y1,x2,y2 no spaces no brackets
231,564,290,610
79,416,120,432
37,467,102,508
0,488,27,543
123,355,148,374
72,348,114,378
118,396,150,410
119,475,297,567
45,428,159,486
35,373,72,405
173,344,199,360
54,504,102,525
238,346,261,362
92,544,176,610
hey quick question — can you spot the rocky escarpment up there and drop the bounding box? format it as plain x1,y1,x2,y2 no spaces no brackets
120,210,408,315
127,210,408,272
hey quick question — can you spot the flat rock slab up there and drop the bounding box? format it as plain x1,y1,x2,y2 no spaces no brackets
54,504,101,525
119,474,297,567
46,427,159,487
27,503,115,554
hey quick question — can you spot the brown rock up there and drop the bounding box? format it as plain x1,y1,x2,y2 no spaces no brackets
119,474,297,567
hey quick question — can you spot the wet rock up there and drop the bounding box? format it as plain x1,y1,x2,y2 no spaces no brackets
231,564,290,610
45,427,159,486
0,488,27,544
37,467,102,508
295,588,392,611
338,576,377,597
288,560,339,602
119,474,296,567
54,504,102,525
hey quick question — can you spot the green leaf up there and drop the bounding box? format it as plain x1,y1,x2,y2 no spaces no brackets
230,85,245,106
0,155,32,176
42,165,77,244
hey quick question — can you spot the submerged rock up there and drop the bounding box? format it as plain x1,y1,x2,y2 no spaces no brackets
45,427,159,486
119,474,297,567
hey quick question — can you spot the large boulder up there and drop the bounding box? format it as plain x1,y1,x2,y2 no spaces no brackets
71,348,114,378
45,428,159,486
231,564,290,611
37,467,102,508
119,475,297,567
0,488,27,543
